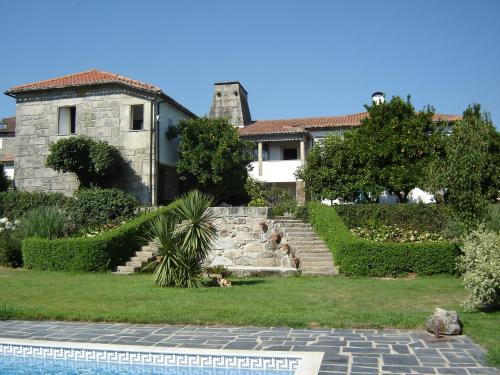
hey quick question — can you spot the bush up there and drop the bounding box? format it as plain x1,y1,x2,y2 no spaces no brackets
351,225,444,243
0,191,69,220
66,188,138,231
484,204,500,233
18,207,66,239
308,202,459,276
458,228,500,311
334,203,452,234
0,218,21,267
22,207,170,272
46,136,123,188
0,165,9,192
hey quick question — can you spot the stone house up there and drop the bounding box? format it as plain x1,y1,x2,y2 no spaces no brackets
208,82,462,203
0,117,16,180
4,69,196,204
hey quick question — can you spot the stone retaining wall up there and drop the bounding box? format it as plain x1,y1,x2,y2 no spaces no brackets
208,207,290,268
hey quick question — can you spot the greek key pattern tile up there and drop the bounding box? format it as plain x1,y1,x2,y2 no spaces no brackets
0,343,299,371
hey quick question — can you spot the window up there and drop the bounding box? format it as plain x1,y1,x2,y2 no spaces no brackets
283,148,298,160
131,104,144,131
253,143,269,161
58,107,76,134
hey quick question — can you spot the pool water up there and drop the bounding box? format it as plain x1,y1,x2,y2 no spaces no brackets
0,353,295,375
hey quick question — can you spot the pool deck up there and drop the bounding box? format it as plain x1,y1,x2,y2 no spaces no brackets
0,320,497,375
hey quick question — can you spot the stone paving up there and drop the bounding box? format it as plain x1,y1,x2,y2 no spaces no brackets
0,320,497,375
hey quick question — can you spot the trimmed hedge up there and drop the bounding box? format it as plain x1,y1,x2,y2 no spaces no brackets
308,202,460,276
0,191,69,220
334,203,452,233
22,207,170,272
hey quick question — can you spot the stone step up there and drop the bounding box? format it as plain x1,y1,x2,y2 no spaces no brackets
284,232,317,237
126,260,145,267
297,255,333,260
133,252,154,259
300,265,337,272
288,240,325,246
116,265,139,273
302,269,339,276
293,246,330,251
300,259,334,266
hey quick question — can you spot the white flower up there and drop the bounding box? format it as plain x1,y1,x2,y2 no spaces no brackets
0,218,8,224
5,222,12,229
14,220,21,225
0,227,4,232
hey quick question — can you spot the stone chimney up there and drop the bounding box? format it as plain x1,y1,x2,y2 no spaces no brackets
208,82,251,127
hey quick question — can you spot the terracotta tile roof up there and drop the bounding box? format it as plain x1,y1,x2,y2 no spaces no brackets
239,112,462,136
0,117,15,134
0,154,14,162
6,69,162,94
5,69,197,118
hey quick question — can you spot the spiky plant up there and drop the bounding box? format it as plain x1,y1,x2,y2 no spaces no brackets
147,190,217,288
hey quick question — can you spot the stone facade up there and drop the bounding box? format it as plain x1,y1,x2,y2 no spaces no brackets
13,86,155,203
208,207,291,269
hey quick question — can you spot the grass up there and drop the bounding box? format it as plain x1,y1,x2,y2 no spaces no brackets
0,268,498,366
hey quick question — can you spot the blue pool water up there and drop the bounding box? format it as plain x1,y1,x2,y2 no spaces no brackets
0,354,295,375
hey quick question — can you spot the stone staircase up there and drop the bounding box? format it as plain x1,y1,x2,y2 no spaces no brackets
112,243,156,275
275,218,338,276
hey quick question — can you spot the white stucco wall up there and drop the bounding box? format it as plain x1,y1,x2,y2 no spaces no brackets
157,101,191,167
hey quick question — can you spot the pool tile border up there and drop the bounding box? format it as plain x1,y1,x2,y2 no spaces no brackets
0,338,323,375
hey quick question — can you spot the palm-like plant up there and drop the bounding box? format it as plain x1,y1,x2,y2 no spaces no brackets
147,190,217,288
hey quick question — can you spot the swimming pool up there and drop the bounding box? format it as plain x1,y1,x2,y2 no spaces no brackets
0,338,323,375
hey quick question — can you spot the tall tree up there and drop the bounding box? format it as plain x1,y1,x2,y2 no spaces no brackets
176,117,253,203
431,105,497,228
351,96,438,202
296,134,362,202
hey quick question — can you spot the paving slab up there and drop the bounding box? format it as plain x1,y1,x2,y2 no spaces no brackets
0,320,498,374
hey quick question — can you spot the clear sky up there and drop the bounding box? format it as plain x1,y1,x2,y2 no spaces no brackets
1,0,499,127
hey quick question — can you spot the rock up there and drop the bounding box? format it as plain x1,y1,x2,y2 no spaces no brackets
243,243,265,253
426,308,462,335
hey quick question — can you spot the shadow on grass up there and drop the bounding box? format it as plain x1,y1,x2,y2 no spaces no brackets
230,279,267,286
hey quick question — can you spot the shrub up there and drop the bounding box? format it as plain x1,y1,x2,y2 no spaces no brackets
0,218,21,267
351,225,444,243
245,178,267,207
0,191,69,220
334,203,452,234
22,207,170,272
46,136,123,188
147,191,217,288
0,165,9,192
458,228,500,311
308,202,459,276
66,188,138,231
17,207,66,239
484,204,500,233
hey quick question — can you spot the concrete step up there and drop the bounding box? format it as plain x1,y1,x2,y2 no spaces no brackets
297,255,333,260
293,246,330,251
136,250,154,257
300,265,337,272
302,269,339,276
288,240,325,246
116,265,139,273
284,232,317,237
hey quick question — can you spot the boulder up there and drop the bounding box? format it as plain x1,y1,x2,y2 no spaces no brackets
426,308,462,335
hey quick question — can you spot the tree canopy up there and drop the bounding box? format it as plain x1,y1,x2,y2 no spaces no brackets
299,96,441,202
176,117,253,203
46,136,122,188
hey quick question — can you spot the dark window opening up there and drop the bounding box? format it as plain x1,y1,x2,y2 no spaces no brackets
131,104,144,131
58,106,76,134
283,148,298,160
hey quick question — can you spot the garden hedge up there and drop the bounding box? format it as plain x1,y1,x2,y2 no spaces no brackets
22,206,170,272
334,203,452,233
0,191,69,220
308,202,460,276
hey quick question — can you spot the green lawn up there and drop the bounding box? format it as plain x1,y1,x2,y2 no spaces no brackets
0,268,498,366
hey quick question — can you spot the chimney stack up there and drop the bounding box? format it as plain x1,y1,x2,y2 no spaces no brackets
372,91,385,105
208,82,251,127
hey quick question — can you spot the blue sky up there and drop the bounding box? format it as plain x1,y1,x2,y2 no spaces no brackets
1,0,499,127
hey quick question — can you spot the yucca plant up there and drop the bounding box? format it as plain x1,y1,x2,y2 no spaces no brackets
147,190,217,288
